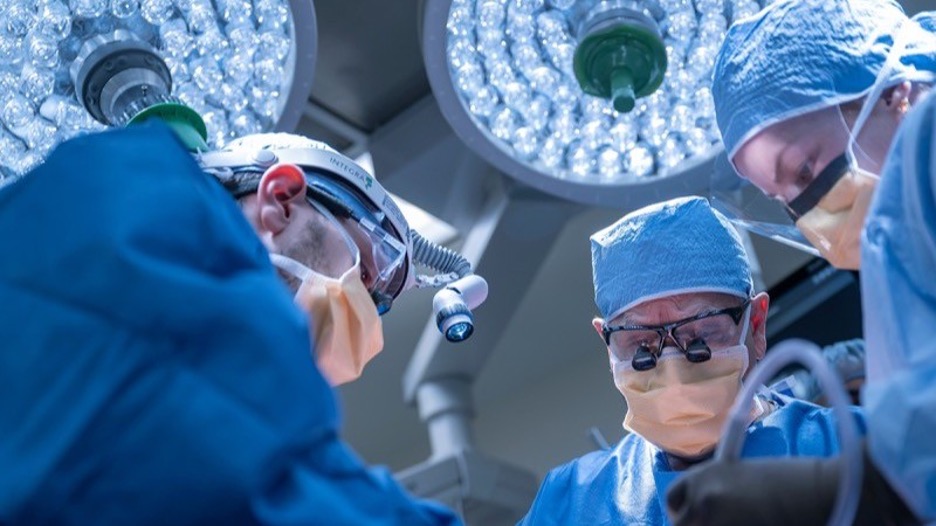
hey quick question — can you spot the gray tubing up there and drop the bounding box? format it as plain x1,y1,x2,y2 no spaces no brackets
715,344,863,526
412,230,472,287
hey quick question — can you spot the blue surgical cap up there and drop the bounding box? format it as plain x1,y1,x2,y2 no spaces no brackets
713,0,936,161
590,197,754,321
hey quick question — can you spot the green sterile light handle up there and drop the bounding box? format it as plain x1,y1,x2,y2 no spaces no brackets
573,19,667,114
611,68,636,113
127,102,210,153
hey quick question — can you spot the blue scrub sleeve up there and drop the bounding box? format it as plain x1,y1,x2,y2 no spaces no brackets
861,90,936,520
253,438,459,525
0,123,460,525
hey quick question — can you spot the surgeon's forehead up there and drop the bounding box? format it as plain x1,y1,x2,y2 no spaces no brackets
733,124,805,189
733,107,848,195
612,292,741,326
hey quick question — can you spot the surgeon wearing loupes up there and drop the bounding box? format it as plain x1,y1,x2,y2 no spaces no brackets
518,197,858,526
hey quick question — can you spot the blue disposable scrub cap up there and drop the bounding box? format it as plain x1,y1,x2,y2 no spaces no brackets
713,0,936,162
590,197,754,321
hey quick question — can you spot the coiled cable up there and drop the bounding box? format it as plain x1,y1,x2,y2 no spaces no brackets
412,230,473,288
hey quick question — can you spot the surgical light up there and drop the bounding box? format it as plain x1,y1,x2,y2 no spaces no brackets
0,0,316,182
422,0,769,207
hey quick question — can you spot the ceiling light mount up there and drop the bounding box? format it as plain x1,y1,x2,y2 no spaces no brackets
72,30,172,126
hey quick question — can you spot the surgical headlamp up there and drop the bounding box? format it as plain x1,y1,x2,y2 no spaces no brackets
432,274,489,342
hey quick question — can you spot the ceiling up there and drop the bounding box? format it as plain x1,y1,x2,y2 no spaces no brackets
294,0,429,152
295,0,930,477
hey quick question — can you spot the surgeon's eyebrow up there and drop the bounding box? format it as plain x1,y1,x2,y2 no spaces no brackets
615,300,729,327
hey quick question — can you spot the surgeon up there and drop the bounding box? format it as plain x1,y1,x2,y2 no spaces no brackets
517,197,857,526
667,0,935,523
0,122,461,524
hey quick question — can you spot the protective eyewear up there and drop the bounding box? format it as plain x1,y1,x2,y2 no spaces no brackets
602,300,751,371
305,198,362,279
306,197,410,315
339,213,408,314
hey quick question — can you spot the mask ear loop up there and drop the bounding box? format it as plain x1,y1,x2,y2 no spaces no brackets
844,18,911,172
269,253,315,282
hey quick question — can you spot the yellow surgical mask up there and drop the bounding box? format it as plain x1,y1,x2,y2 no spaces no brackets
271,252,384,386
788,154,879,270
268,196,385,386
611,308,755,458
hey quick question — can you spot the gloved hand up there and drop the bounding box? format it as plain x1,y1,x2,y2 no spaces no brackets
665,443,920,526
666,457,838,526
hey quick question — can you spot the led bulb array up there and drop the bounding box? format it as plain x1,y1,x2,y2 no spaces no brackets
444,0,766,184
0,0,297,179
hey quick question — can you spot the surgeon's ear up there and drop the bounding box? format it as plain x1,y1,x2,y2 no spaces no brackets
256,163,307,236
592,317,605,337
593,317,613,359
749,292,770,360
884,81,912,116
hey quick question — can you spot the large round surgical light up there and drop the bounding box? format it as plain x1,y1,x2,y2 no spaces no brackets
0,0,316,181
423,0,768,207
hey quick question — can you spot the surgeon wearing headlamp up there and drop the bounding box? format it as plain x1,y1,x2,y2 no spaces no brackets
201,134,417,386
0,124,467,524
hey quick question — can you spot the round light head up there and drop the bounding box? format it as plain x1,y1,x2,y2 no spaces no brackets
423,0,770,208
0,0,317,182
434,288,476,343
442,314,475,342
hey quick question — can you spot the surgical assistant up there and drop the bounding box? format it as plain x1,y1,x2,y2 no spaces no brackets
668,1,936,523
518,197,861,526
0,123,460,525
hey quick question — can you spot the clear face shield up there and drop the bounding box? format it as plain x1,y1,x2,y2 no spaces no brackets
301,198,362,280
709,153,822,257
783,149,879,270
308,197,407,315
711,101,881,271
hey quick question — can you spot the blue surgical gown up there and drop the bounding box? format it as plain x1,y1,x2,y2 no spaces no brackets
861,89,936,520
518,396,863,526
0,123,459,525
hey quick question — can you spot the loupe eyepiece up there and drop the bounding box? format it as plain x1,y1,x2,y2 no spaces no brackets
632,345,657,371
684,340,712,363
